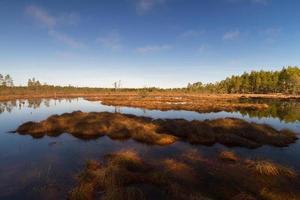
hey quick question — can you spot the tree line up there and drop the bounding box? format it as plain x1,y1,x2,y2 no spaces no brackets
187,66,300,94
1,66,300,95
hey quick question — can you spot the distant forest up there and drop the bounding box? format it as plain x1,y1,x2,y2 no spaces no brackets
188,66,300,94
1,66,300,95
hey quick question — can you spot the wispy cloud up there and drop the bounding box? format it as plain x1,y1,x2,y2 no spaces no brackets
261,27,281,43
223,29,240,40
49,30,83,48
25,5,82,48
57,12,81,26
180,29,205,38
26,5,56,28
96,31,122,50
136,44,172,53
135,0,166,15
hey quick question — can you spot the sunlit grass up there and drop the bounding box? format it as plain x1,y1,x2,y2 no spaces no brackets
246,160,297,178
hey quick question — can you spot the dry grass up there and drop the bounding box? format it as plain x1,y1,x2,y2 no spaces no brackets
219,151,239,162
17,111,177,145
86,93,270,113
16,111,298,148
1,90,300,102
69,149,211,200
69,149,300,200
246,160,297,178
260,188,300,200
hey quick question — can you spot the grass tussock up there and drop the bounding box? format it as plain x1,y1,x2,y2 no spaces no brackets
246,159,297,178
16,111,298,148
219,151,239,162
69,149,210,200
17,111,177,145
69,149,300,200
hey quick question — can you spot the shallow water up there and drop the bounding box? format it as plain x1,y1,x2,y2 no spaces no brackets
0,98,299,199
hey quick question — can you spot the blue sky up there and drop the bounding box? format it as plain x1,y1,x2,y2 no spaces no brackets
0,0,300,88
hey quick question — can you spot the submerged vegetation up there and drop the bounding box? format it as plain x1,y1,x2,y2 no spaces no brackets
16,111,298,148
69,149,300,200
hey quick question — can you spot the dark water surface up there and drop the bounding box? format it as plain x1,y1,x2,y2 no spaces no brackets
0,98,299,199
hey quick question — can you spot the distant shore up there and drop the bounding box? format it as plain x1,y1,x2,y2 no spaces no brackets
1,92,300,113
1,91,300,102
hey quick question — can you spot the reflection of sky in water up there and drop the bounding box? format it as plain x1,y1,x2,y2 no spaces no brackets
0,98,299,199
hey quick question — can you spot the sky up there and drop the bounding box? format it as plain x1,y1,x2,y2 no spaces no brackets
0,0,300,88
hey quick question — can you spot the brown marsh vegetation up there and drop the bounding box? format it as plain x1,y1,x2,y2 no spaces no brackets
85,93,270,113
16,111,298,148
69,149,300,200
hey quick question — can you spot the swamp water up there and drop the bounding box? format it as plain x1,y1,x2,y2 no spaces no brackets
0,98,299,199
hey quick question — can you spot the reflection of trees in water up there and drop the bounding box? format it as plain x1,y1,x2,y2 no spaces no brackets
0,100,17,113
1,98,299,123
239,99,300,123
0,98,77,114
44,99,50,107
28,99,42,109
114,106,121,113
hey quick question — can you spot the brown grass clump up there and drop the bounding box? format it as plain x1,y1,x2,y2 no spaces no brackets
16,111,298,148
17,111,177,146
70,149,300,200
69,149,210,200
219,151,239,162
246,160,297,178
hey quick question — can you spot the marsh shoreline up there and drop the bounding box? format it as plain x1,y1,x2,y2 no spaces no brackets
1,93,300,114
1,92,300,102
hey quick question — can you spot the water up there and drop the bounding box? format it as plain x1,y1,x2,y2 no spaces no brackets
0,98,299,199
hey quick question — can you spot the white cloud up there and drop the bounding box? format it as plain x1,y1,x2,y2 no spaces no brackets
48,30,83,48
223,30,240,40
180,30,205,38
135,0,165,15
25,5,83,48
136,44,172,53
25,5,56,28
96,31,122,50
